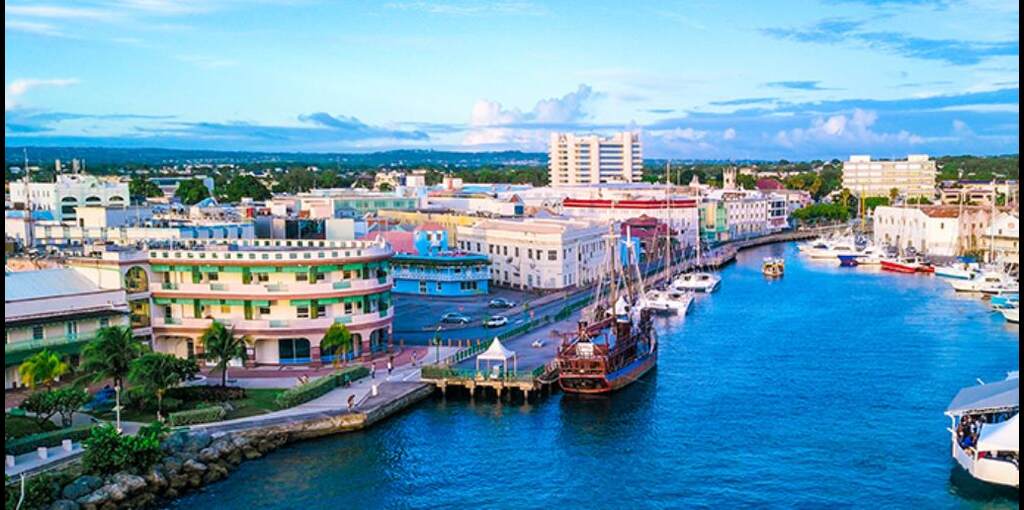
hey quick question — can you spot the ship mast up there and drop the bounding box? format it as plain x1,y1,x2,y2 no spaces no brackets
664,161,672,285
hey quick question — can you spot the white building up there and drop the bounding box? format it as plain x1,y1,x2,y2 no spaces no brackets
9,174,130,222
873,205,994,257
456,217,606,290
985,211,1019,263
549,132,643,186
706,190,773,240
842,154,937,199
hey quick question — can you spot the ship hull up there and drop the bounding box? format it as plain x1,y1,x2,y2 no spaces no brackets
558,349,657,395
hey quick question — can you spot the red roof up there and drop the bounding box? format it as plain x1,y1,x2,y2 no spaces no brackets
359,230,416,254
756,178,784,190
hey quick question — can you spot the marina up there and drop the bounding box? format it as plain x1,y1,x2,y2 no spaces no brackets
168,242,1019,509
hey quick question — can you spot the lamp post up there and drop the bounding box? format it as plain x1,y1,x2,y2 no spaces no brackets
114,385,123,433
434,326,442,364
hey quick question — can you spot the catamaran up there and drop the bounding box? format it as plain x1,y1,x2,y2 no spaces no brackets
557,226,657,395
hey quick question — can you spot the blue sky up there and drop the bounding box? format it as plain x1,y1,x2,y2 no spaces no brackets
4,0,1020,159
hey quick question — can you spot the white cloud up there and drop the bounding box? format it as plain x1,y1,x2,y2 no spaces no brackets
722,127,737,140
660,127,708,142
464,84,598,146
5,78,80,111
5,19,66,37
774,108,923,148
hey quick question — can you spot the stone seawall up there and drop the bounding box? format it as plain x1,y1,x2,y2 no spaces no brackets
19,382,432,510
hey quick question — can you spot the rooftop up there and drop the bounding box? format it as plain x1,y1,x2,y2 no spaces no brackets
5,268,105,302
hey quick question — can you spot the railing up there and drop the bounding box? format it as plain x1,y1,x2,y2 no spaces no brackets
152,279,389,296
391,269,492,282
5,334,93,353
152,309,393,331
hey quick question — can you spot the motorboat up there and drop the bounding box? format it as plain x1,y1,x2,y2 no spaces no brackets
999,307,1019,324
990,294,1019,308
945,374,1019,488
799,238,861,260
672,272,721,293
837,245,885,267
641,288,693,315
950,272,1019,294
880,256,932,274
935,261,980,280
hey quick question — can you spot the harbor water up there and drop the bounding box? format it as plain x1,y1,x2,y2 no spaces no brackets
169,242,1019,509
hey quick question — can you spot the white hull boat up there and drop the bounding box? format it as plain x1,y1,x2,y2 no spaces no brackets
672,272,721,293
935,263,979,280
1000,307,1019,324
641,289,693,315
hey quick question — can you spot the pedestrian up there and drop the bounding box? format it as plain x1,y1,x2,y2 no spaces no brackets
411,352,418,367
371,363,376,379
347,394,355,412
387,358,394,376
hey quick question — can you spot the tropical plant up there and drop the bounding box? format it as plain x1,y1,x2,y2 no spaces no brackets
889,187,900,204
52,387,90,427
321,323,353,366
19,350,69,389
80,325,146,390
128,353,198,420
201,321,249,387
174,178,211,205
82,423,163,475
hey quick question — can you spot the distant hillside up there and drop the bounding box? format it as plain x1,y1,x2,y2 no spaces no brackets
4,146,547,168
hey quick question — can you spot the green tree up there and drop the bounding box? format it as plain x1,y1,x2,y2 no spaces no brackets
888,187,900,204
19,350,69,389
201,321,249,387
80,325,146,390
321,323,353,366
128,353,198,420
174,178,212,205
220,174,271,202
22,387,91,427
129,177,163,199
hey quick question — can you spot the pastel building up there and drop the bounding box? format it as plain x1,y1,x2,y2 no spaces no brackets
366,224,490,296
147,239,394,365
5,269,130,389
842,154,937,199
9,174,130,222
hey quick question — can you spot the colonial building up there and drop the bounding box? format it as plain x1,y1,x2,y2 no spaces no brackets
5,268,130,389
364,223,490,297
985,212,1019,263
873,206,994,257
456,217,606,291
9,174,130,222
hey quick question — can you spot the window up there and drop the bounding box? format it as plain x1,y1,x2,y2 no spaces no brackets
548,250,557,261
256,272,269,283
296,272,308,282
207,272,219,281
419,281,427,294
32,325,45,340
436,281,443,291
316,304,327,317
220,304,232,314
99,317,110,328
258,305,271,315
297,306,310,319
66,321,78,338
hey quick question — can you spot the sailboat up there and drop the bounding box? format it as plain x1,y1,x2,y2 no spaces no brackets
642,162,694,314
672,181,721,293
557,226,658,394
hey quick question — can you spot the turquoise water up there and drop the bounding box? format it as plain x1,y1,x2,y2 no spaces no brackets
169,243,1019,509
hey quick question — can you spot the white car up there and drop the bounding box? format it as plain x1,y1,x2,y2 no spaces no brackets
483,315,508,328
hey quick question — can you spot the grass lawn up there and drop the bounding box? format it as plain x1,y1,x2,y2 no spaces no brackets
5,414,58,439
91,388,285,424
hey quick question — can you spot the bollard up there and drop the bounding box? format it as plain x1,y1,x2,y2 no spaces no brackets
37,446,48,460
62,439,73,452
5,455,14,468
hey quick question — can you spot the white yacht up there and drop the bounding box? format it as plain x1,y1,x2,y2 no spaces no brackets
672,272,721,293
950,272,1019,294
935,261,980,280
999,307,1019,324
799,239,860,260
642,288,694,315
945,374,1019,489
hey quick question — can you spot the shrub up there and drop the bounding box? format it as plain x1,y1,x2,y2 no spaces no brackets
82,424,163,475
167,405,226,426
3,472,73,510
274,366,369,409
4,424,93,456
166,385,247,402
125,387,184,414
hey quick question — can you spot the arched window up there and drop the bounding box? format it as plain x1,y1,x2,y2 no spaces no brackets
124,266,149,293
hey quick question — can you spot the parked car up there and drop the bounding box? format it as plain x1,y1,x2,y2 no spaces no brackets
488,297,516,309
483,315,509,328
440,312,472,324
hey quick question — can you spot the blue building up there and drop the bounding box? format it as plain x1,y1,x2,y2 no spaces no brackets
364,223,490,297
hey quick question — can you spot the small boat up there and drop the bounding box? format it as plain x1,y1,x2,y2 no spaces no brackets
990,294,1019,308
999,307,1019,324
672,272,721,293
880,256,930,273
935,262,980,280
837,254,859,267
950,272,1018,294
762,257,785,277
641,288,693,315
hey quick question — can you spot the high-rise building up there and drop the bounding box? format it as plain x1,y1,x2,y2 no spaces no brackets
548,132,643,185
842,154,937,199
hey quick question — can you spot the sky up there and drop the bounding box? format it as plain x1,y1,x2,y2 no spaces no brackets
4,0,1020,159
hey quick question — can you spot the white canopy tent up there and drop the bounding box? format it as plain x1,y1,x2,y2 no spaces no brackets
977,414,1020,453
476,337,517,379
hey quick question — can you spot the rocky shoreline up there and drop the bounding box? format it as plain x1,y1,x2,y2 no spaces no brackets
18,382,433,510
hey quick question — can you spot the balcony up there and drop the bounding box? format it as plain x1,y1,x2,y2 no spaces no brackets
152,308,393,334
152,278,391,298
392,268,491,282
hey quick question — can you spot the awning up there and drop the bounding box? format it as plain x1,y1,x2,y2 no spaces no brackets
946,377,1019,415
977,414,1019,452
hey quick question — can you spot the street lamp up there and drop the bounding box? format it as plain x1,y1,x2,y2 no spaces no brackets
434,326,442,363
114,385,123,433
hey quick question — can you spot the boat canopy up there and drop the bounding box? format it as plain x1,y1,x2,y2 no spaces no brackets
945,377,1019,415
977,414,1020,452
478,337,515,362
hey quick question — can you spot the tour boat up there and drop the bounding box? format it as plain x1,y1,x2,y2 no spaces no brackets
672,272,721,293
762,257,784,277
999,307,1019,324
945,373,1019,488
557,227,658,395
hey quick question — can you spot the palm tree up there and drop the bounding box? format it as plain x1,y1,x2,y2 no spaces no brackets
19,350,69,389
129,353,196,421
321,323,353,367
201,321,248,387
889,187,900,205
80,325,146,390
